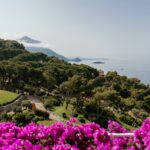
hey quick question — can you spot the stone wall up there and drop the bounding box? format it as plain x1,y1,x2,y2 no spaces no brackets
0,95,25,113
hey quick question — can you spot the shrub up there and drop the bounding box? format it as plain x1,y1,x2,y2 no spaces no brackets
0,112,9,121
22,100,32,109
44,100,54,109
120,114,140,127
35,110,49,119
32,116,43,123
25,112,35,123
24,85,36,95
72,111,78,117
62,112,67,118
78,115,85,123
12,113,26,126
44,97,61,109
14,106,22,112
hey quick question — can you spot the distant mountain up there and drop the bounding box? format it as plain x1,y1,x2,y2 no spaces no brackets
26,46,69,61
19,36,41,44
18,36,69,61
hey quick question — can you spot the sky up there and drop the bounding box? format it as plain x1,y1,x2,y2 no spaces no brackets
0,0,150,59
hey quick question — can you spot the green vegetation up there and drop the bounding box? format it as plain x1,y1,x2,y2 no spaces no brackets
119,120,136,130
22,100,32,109
0,90,19,105
44,97,61,110
0,99,48,126
0,39,150,128
0,39,26,60
53,104,73,119
13,52,48,62
37,120,57,126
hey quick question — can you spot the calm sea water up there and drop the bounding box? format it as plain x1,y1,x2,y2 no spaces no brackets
71,58,150,85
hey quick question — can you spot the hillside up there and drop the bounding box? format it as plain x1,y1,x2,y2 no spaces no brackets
12,52,48,62
0,39,150,129
0,39,27,60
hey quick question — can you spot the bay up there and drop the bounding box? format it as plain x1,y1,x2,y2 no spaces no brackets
71,58,150,85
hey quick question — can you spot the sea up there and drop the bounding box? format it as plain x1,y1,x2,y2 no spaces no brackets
70,58,150,85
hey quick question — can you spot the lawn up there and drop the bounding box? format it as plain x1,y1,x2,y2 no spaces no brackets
52,104,73,119
52,104,90,124
0,90,19,105
37,120,57,126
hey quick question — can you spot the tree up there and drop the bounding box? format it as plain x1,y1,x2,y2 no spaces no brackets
44,97,60,110
93,89,120,120
143,96,150,112
60,75,87,110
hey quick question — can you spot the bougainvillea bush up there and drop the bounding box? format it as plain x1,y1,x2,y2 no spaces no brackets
0,118,150,150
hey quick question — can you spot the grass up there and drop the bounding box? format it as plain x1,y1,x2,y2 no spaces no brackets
0,90,19,105
52,104,73,119
43,99,135,127
115,114,136,130
118,120,136,130
37,120,57,126
52,104,90,124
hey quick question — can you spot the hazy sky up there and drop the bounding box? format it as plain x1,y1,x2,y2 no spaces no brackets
0,0,150,59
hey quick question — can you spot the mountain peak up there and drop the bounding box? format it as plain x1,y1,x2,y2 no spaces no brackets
18,35,69,61
19,36,41,44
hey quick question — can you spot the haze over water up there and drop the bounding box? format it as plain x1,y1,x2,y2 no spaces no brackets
73,58,150,85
